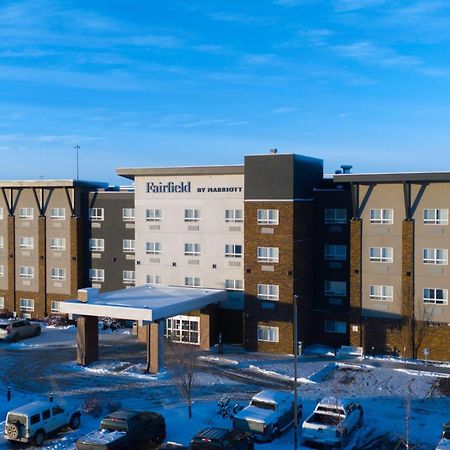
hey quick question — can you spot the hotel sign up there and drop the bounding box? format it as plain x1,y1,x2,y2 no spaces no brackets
146,181,243,194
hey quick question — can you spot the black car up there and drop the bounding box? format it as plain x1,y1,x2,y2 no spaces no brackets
189,428,253,450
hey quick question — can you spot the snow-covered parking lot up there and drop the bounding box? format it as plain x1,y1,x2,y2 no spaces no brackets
0,325,449,449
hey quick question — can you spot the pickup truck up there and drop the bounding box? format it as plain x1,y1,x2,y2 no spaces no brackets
232,390,302,442
75,410,165,450
302,397,363,448
436,421,450,450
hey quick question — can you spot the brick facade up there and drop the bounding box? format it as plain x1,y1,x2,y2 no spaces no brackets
349,219,362,347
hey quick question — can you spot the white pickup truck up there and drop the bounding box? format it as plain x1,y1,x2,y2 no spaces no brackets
232,390,302,442
436,421,450,450
302,397,363,448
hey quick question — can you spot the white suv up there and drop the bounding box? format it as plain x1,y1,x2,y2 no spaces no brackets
4,400,81,446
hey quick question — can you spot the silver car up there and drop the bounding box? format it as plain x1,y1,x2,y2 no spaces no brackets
0,319,41,342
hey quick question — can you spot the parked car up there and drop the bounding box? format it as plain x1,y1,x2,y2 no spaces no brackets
189,428,253,450
4,400,81,446
232,390,302,442
0,318,41,342
302,397,363,448
76,410,166,450
436,421,450,450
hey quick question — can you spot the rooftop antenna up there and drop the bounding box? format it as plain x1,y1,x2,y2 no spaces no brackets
75,145,80,180
270,148,278,154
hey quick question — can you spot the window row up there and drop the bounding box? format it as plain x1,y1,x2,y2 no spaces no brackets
0,297,61,314
368,208,450,225
90,268,136,284
0,208,67,220
0,266,68,280
146,242,244,258
369,247,450,265
0,237,67,251
369,285,448,305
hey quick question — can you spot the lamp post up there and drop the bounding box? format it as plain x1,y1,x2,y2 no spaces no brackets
293,294,299,450
75,145,80,180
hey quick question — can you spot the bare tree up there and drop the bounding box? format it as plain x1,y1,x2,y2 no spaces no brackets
167,340,199,419
396,381,418,450
403,300,434,359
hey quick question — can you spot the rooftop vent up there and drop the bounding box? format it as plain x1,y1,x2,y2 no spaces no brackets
341,165,352,174
269,148,278,154
335,169,343,174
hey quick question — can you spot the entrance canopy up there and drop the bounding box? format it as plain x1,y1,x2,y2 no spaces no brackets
60,284,227,323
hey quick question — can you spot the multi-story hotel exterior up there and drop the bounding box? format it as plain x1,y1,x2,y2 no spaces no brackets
0,180,106,318
336,172,450,361
88,187,136,292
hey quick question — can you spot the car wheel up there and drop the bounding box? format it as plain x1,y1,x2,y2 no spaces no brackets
34,327,41,337
271,426,280,441
69,414,81,430
34,430,45,447
5,423,20,439
154,426,166,444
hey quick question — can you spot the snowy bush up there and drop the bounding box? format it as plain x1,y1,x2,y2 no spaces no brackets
81,397,122,417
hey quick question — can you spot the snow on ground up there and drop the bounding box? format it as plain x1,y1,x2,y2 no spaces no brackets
0,328,449,449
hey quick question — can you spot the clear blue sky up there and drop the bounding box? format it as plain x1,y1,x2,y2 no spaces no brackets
1,0,450,184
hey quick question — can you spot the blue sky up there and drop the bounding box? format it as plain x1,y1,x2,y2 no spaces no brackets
1,0,450,184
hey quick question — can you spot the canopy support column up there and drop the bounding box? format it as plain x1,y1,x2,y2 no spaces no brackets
77,315,98,366
146,321,165,374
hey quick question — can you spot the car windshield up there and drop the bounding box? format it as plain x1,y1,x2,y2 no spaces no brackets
8,414,27,425
250,400,276,410
101,419,128,432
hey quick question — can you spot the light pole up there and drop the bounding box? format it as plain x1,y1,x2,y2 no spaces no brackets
293,294,299,450
75,145,80,180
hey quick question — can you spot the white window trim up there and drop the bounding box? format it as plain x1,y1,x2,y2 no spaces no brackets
423,288,448,305
370,208,394,224
19,298,34,312
225,209,244,223
257,209,279,225
50,268,66,280
50,238,66,251
225,244,243,258
184,209,201,222
257,247,279,263
146,209,162,221
146,274,162,285
50,208,65,220
123,239,135,253
123,270,135,284
19,208,33,220
257,325,279,342
89,238,104,252
369,285,394,302
51,301,60,313
257,284,279,301
184,243,201,257
122,208,135,222
225,279,244,291
423,248,448,265
19,266,34,279
90,268,104,282
146,242,162,255
184,276,201,287
0,236,3,248
0,265,4,277
19,237,34,249
0,296,5,309
89,208,104,221
423,208,449,225
369,247,393,263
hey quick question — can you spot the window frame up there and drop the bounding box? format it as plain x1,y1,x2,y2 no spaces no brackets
225,279,244,291
122,208,135,222
324,281,347,297
50,267,66,280
225,244,243,258
423,287,448,305
146,274,162,285
0,265,4,278
50,208,65,220
89,208,104,221
257,246,279,263
324,208,347,224
257,284,279,301
369,284,394,302
50,238,66,251
423,248,448,265
18,207,33,220
123,239,135,253
370,208,394,224
89,268,105,282
19,298,34,312
146,209,162,222
123,270,135,284
19,236,34,249
89,238,104,252
184,276,201,287
423,208,449,225
324,320,347,334
50,301,60,313
225,209,244,223
257,209,279,225
146,241,162,255
324,245,347,261
369,247,393,263
184,243,201,257
19,266,34,279
257,325,279,343
184,209,201,222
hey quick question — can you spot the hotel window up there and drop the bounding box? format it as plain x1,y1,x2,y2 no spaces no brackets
89,208,104,221
0,236,3,248
424,208,448,225
51,268,66,280
369,247,393,263
369,285,394,301
0,207,3,219
184,209,201,222
184,243,201,256
123,270,135,284
324,281,347,297
0,265,4,277
324,245,347,261
324,320,347,334
89,238,104,252
257,246,279,263
423,288,448,305
51,301,60,313
225,279,244,291
185,276,201,287
257,325,279,343
19,207,33,220
257,284,279,301
225,209,244,223
370,208,394,224
19,266,34,279
20,298,34,312
90,268,104,282
19,236,34,249
50,208,65,220
123,239,135,253
146,209,162,221
50,238,66,251
225,244,242,258
325,209,347,224
0,296,4,309
423,248,448,265
257,209,279,225
122,208,135,222
146,242,162,255
146,274,162,285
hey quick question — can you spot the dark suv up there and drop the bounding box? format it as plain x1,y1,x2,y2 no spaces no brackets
189,428,253,450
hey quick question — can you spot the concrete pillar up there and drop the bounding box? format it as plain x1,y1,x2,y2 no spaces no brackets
77,316,99,366
402,219,415,358
6,216,16,313
349,219,363,348
37,216,47,318
137,323,147,343
199,310,210,350
146,321,164,374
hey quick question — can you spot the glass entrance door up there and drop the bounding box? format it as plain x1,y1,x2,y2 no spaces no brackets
166,315,200,344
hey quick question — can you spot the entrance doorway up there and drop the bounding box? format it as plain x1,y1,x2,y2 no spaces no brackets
166,315,200,344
